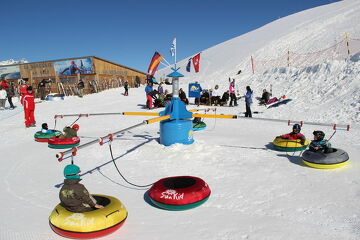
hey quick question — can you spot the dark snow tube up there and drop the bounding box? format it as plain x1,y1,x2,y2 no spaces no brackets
46,94,65,101
193,122,206,131
48,136,80,149
302,148,349,169
34,130,62,142
267,99,292,108
149,176,211,211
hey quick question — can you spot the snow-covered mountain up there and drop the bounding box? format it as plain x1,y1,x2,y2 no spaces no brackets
157,0,360,124
0,59,28,65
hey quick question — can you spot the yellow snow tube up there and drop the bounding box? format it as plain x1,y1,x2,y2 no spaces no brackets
49,194,127,239
273,137,309,152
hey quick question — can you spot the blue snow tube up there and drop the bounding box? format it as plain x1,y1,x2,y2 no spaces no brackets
46,94,65,101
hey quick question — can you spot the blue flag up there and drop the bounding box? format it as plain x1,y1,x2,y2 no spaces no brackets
186,58,192,72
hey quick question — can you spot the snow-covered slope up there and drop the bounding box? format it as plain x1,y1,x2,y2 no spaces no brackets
157,0,360,124
1,1,360,240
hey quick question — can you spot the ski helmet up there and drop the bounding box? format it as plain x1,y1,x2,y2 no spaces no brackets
313,131,325,141
293,124,301,133
42,123,48,130
63,164,80,179
72,124,79,131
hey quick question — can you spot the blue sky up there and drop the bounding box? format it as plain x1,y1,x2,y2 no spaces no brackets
0,0,340,72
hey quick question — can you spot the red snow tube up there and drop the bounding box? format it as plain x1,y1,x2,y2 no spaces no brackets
48,136,80,149
149,176,211,210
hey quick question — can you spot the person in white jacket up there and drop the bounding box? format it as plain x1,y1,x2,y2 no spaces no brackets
0,86,7,110
211,85,221,106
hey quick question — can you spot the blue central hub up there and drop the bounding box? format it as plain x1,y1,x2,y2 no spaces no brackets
159,70,194,146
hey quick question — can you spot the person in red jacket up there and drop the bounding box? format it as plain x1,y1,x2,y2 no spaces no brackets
1,79,9,90
23,86,36,128
278,124,306,144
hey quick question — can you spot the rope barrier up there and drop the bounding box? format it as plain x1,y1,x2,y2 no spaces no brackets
251,35,360,74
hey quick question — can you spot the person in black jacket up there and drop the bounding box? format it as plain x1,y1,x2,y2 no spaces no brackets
124,81,129,96
259,89,271,105
200,90,210,105
220,90,230,106
38,79,50,100
179,88,189,105
77,79,85,97
6,82,15,109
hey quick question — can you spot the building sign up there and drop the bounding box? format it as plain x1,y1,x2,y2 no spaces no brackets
188,83,202,98
54,58,93,76
22,62,53,69
103,70,128,75
0,65,21,80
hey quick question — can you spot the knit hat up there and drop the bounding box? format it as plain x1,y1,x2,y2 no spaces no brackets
64,164,80,179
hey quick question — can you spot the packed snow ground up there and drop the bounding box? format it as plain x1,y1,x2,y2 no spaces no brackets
1,0,360,239
0,86,359,240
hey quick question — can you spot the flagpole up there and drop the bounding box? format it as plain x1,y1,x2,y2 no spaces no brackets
174,37,177,70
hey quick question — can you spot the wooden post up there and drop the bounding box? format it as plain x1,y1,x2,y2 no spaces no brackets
287,50,290,67
251,56,254,74
345,32,351,57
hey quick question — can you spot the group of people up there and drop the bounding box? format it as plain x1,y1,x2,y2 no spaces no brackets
0,79,16,110
2,78,37,128
279,124,333,153
145,81,173,109
195,79,254,117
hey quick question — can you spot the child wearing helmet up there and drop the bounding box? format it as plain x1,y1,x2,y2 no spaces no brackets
41,123,54,133
279,124,306,145
60,164,103,212
309,131,333,153
59,124,79,139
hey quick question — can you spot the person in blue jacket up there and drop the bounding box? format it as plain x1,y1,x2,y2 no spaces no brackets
244,86,253,117
309,131,333,153
145,82,154,109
